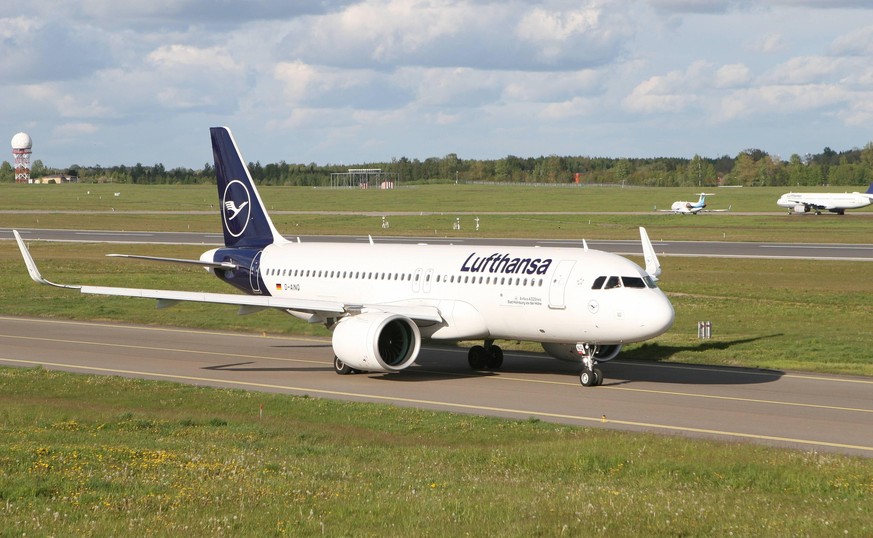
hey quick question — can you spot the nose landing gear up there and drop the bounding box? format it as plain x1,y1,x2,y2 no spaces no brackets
576,344,603,387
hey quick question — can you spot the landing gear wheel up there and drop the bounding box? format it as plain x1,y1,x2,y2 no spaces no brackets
593,368,603,386
334,356,353,375
580,368,596,387
468,345,487,370
485,345,504,370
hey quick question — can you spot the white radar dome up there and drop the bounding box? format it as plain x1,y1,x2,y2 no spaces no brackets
11,132,33,150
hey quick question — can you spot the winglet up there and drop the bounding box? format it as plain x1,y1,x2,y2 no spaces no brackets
13,230,80,289
639,227,662,280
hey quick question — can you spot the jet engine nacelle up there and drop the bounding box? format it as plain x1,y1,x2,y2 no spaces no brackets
541,343,622,362
332,312,421,373
793,204,810,213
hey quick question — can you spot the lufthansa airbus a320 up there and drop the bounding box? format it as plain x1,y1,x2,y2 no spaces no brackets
15,127,674,387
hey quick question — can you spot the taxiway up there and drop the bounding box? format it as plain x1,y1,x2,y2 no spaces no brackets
2,316,871,457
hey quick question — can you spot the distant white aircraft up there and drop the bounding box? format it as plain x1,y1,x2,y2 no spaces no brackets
14,127,675,387
657,193,730,215
776,183,873,215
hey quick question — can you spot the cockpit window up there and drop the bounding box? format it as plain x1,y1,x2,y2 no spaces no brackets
621,276,646,289
593,275,658,290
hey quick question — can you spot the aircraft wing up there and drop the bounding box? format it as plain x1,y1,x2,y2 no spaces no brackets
77,285,442,323
14,231,443,324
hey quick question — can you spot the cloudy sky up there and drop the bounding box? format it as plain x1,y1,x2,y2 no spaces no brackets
2,0,872,170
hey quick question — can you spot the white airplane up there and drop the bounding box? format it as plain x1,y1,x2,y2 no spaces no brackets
658,193,729,214
14,127,674,387
776,183,873,215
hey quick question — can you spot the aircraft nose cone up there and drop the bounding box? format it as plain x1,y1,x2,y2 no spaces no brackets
635,291,674,340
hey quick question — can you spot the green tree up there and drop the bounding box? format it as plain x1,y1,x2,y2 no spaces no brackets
686,155,717,187
30,159,47,178
0,161,13,182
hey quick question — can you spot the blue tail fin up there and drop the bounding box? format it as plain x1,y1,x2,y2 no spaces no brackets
866,182,873,195
210,127,286,248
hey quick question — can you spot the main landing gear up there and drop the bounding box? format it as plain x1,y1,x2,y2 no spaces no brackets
467,339,504,370
333,357,361,375
577,344,603,387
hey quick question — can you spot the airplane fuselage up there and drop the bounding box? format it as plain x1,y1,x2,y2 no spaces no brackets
205,241,674,346
776,191,873,213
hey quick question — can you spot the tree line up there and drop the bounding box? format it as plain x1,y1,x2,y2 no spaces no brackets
2,142,872,187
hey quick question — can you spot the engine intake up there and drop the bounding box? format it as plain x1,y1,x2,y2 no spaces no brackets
332,312,421,372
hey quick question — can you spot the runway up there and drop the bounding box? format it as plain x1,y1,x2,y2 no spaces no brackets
4,227,873,261
2,316,872,457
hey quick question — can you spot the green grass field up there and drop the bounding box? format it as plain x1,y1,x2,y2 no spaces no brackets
1,367,871,536
3,182,873,243
5,181,873,213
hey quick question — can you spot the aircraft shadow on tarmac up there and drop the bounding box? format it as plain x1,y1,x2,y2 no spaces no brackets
599,334,785,386
204,361,334,373
200,336,784,386
382,335,785,386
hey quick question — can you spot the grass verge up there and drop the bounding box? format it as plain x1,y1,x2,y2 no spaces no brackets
1,366,871,536
3,183,873,243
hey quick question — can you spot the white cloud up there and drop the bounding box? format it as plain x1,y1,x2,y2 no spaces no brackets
646,0,737,14
2,0,872,167
21,84,114,119
829,25,873,56
751,33,787,54
623,61,711,114
765,56,841,85
280,0,632,71
716,84,847,121
715,63,750,87
148,45,241,72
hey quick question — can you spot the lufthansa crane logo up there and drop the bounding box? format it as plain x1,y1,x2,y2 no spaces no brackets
222,179,251,238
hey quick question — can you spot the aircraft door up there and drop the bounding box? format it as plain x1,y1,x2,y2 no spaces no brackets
423,268,434,293
249,251,263,294
412,268,423,293
548,260,576,309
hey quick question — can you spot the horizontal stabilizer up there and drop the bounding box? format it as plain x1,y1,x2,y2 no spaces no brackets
107,253,238,270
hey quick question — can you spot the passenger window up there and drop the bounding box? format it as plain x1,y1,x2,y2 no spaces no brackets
605,276,621,289
592,276,606,289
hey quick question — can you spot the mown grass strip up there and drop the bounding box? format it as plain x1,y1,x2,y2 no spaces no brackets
3,183,873,243
1,367,871,536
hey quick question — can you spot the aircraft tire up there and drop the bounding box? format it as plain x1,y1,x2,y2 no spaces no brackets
593,368,603,386
485,345,504,370
468,345,487,370
334,357,353,375
580,369,596,387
